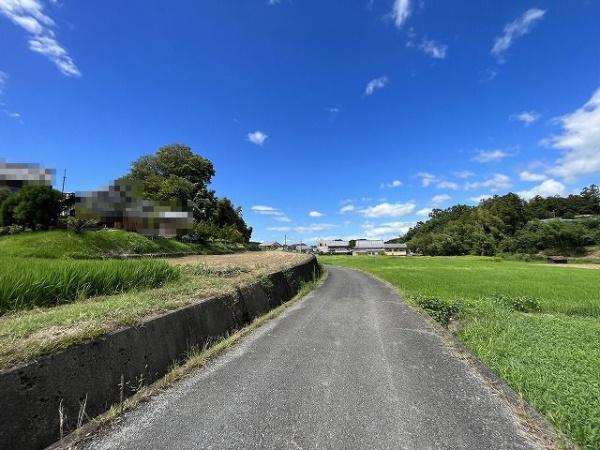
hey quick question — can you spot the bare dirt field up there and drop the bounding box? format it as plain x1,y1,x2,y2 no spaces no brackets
167,251,310,272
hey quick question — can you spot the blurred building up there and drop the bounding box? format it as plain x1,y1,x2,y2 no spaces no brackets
0,163,54,191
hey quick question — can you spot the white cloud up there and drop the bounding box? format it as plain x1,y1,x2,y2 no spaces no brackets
326,107,340,114
365,76,388,96
247,131,268,146
358,201,416,218
546,87,600,182
251,205,291,222
416,208,432,217
309,210,323,218
470,194,492,203
0,0,81,76
517,179,566,200
419,38,447,59
492,8,546,63
362,221,414,240
416,172,437,187
454,170,475,179
473,149,509,163
511,110,540,126
391,0,411,29
362,221,412,238
294,223,337,233
436,180,459,190
465,174,511,192
0,70,7,95
431,194,451,206
339,204,355,214
381,179,403,188
267,226,290,231
267,0,280,5
519,170,547,182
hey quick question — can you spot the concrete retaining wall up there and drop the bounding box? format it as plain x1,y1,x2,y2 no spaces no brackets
0,256,320,450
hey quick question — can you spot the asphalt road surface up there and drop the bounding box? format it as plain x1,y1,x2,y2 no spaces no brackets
82,266,540,450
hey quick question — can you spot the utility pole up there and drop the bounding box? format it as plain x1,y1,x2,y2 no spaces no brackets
284,234,287,250
61,169,67,196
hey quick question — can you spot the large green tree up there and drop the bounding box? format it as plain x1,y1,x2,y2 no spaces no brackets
123,144,252,242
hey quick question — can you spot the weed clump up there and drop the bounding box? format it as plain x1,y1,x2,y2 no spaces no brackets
492,294,542,313
412,295,460,326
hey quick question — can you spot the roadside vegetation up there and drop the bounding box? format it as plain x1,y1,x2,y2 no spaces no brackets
320,255,600,449
0,229,242,259
0,252,309,371
396,185,600,257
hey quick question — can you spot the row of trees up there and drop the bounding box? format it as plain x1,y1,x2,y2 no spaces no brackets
0,145,253,243
400,186,600,256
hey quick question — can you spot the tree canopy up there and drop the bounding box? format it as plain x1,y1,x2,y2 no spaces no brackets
122,144,252,242
402,185,600,256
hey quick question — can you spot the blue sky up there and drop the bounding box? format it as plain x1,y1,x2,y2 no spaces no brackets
1,0,599,243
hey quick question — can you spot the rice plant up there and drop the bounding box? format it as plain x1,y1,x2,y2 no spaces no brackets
0,258,180,312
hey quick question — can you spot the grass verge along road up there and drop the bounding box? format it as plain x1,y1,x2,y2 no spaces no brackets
319,255,600,450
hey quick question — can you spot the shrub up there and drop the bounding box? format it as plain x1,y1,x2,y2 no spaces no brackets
491,294,542,313
412,295,460,326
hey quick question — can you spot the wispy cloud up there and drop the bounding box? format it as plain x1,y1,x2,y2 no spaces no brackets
251,205,291,222
247,130,268,146
511,110,540,126
470,194,492,203
381,179,403,188
339,204,355,214
419,38,447,59
361,221,414,239
416,172,437,187
267,226,290,232
546,87,600,182
365,76,388,96
491,8,546,63
431,194,451,206
436,180,459,190
454,170,474,179
391,0,411,29
358,201,416,218
0,0,81,76
309,210,323,218
472,149,508,163
0,70,22,123
0,70,7,95
294,223,337,233
519,170,547,182
465,174,511,192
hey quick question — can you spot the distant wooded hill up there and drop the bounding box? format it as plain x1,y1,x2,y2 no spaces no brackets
398,185,600,256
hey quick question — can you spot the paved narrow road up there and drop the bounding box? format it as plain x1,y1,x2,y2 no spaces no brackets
83,266,539,450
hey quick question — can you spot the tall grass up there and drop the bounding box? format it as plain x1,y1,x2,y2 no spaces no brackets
0,258,180,312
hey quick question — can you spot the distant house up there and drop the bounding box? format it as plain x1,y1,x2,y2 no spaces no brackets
351,240,409,256
289,243,311,253
259,241,282,250
0,163,54,191
317,240,352,254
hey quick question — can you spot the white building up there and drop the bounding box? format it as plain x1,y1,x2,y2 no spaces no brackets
352,240,408,256
317,240,351,254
